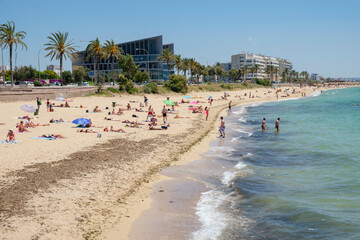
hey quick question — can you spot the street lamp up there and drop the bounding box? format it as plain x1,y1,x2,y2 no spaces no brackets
136,48,150,80
38,48,44,79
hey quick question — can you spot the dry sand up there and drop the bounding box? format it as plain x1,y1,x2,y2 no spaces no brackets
0,85,335,239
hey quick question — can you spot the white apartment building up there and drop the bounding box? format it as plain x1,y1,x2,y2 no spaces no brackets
231,52,292,81
47,65,61,76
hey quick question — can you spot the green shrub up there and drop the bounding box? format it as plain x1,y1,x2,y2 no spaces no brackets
33,80,43,86
108,87,120,93
255,78,272,86
220,83,232,90
164,74,188,93
125,80,138,94
143,82,158,94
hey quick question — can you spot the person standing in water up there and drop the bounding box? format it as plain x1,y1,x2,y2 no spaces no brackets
228,101,232,113
262,118,266,131
275,118,280,131
219,116,225,138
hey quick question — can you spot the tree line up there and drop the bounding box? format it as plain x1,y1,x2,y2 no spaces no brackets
0,20,318,88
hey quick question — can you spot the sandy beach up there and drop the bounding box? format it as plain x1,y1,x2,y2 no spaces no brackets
0,85,338,239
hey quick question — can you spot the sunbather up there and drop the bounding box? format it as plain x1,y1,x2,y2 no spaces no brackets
17,121,29,132
110,126,126,133
41,134,65,138
77,129,97,133
149,124,170,130
93,106,102,112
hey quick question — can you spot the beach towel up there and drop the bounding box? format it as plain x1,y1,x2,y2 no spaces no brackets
31,137,57,140
0,140,20,144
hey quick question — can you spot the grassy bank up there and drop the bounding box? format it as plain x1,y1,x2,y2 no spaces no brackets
87,83,267,97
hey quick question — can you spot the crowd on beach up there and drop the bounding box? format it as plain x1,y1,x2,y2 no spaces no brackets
1,85,328,145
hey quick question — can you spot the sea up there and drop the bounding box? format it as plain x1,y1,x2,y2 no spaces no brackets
191,87,360,240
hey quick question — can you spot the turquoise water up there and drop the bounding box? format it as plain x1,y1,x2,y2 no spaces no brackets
193,88,360,240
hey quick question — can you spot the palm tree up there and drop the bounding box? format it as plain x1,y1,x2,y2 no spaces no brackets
0,21,27,87
158,48,174,80
215,62,224,83
44,31,77,83
85,38,104,85
242,65,248,82
250,66,256,80
104,39,122,83
253,64,260,80
181,58,190,77
174,54,182,75
283,67,289,82
189,58,196,83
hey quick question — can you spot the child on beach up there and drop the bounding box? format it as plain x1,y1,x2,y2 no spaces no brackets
205,107,209,121
6,129,15,142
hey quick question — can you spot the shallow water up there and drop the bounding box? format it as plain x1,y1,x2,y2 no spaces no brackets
192,88,360,240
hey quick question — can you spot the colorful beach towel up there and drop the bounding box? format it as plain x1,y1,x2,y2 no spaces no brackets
0,140,20,144
31,137,57,140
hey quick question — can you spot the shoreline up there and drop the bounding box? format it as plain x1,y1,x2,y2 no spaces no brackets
0,85,351,239
101,87,333,240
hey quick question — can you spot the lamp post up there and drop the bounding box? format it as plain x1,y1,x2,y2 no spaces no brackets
136,48,150,80
38,48,44,79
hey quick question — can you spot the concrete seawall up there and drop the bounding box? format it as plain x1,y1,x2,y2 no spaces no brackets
0,86,97,102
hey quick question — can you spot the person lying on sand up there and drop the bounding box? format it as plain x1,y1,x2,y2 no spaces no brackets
7,129,15,142
50,118,64,123
110,126,126,133
149,124,170,130
77,129,97,133
174,115,190,119
93,106,102,112
42,134,65,138
0,123,5,125
135,108,144,112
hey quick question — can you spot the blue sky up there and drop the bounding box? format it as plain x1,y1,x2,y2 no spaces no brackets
0,0,359,77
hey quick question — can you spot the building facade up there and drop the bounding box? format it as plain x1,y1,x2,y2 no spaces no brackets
231,52,292,81
47,65,61,76
72,35,174,81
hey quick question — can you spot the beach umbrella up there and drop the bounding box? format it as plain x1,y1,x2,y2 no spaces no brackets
163,100,175,106
21,105,37,113
55,97,65,101
64,98,73,102
183,96,191,99
72,118,90,125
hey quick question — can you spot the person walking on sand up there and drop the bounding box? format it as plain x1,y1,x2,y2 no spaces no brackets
228,101,232,114
205,107,209,121
162,105,168,123
275,118,280,132
219,116,225,138
144,96,148,107
46,99,50,112
262,118,266,131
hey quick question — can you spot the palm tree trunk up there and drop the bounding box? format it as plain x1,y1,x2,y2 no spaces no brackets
167,60,169,80
111,55,114,84
10,46,13,87
93,55,97,85
60,56,63,85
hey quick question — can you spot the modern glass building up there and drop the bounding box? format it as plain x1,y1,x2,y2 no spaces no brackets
72,35,174,81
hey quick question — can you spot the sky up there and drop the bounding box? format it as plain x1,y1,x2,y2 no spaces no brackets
0,0,359,78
